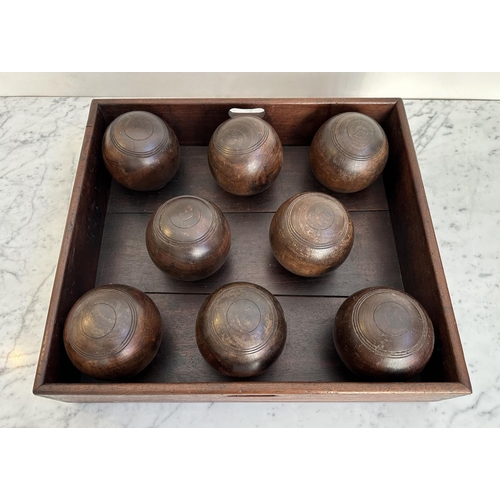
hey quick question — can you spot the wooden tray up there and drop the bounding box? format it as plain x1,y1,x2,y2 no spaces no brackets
33,98,472,402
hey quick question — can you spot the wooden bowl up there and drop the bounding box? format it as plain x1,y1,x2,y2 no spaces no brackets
207,115,283,196
102,110,179,191
333,287,435,380
63,284,162,380
196,282,287,377
310,112,389,193
269,192,354,277
146,195,231,281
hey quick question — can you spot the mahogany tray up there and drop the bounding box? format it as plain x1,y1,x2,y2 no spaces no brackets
33,98,472,402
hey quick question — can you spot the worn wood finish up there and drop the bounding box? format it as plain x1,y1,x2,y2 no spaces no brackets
145,195,231,281
33,98,471,402
270,192,354,277
64,284,162,380
95,211,402,297
196,283,287,378
333,287,434,381
102,110,180,191
207,116,283,196
310,112,389,193
107,146,389,214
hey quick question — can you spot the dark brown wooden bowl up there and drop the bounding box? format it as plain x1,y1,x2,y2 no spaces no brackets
269,192,354,277
333,287,435,380
146,195,231,281
207,115,283,196
196,282,287,377
310,112,389,193
63,284,162,381
102,110,179,191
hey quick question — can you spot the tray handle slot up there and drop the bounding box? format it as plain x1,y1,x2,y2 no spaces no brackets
228,107,266,119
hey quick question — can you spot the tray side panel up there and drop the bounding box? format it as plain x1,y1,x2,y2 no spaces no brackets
383,101,471,391
35,381,471,403
34,103,111,389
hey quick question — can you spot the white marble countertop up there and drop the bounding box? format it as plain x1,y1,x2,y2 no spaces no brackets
0,97,498,427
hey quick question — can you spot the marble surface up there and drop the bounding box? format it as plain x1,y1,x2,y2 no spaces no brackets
0,97,498,427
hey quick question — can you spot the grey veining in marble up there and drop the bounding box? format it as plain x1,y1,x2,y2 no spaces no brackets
0,97,498,427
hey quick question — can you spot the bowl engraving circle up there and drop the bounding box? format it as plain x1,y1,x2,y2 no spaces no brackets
108,112,169,158
169,204,202,229
373,301,411,337
81,303,117,339
69,288,138,360
347,118,375,146
287,193,348,249
206,285,278,355
124,117,154,141
213,117,269,155
305,202,335,231
156,197,216,244
352,289,429,358
226,299,261,334
330,113,383,160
